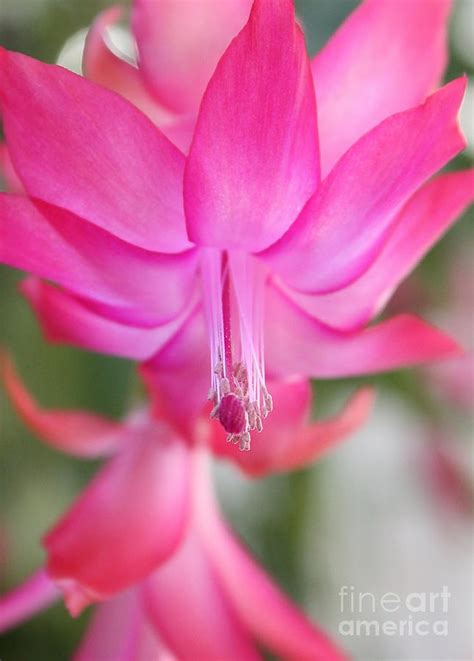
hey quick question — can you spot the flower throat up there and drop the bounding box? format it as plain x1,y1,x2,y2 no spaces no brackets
201,249,272,451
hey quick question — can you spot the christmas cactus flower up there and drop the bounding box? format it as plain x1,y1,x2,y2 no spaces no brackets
0,356,373,658
0,0,472,449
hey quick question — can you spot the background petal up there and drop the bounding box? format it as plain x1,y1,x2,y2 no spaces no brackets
184,0,319,251
74,589,173,661
82,6,194,154
0,571,59,634
313,0,452,176
44,430,190,610
212,382,374,476
1,353,124,457
143,532,260,661
132,0,252,114
199,510,347,660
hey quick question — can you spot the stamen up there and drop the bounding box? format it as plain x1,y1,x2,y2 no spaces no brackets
200,249,270,451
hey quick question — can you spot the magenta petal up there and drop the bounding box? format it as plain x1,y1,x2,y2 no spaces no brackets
1,353,124,457
313,0,452,175
0,49,191,252
21,278,194,362
0,143,23,193
265,285,461,378
140,306,209,435
74,589,171,661
132,0,252,114
262,79,466,293
44,430,190,608
0,571,59,633
0,195,196,326
143,532,260,661
286,169,474,330
199,513,346,660
184,0,319,251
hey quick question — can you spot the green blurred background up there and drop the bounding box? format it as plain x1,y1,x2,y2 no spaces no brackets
0,1,472,659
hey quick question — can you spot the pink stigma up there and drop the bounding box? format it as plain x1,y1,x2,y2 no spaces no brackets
218,393,246,435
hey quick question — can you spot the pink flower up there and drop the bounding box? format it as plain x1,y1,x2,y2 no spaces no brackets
0,0,472,448
0,357,373,658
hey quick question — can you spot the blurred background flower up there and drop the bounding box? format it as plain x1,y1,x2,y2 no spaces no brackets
1,1,472,659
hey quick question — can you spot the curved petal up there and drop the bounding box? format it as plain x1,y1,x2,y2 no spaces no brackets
0,570,60,633
261,79,467,294
132,0,252,114
82,6,194,154
1,352,124,457
212,381,374,476
44,430,191,613
194,463,347,661
140,305,209,436
21,278,195,362
143,532,260,661
265,285,461,378
287,169,474,330
313,0,452,176
0,49,191,252
74,589,174,661
0,195,196,326
0,143,23,193
184,0,319,251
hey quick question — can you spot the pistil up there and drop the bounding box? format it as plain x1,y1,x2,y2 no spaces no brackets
201,249,272,451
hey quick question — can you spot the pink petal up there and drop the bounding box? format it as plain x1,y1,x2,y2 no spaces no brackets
0,142,23,193
21,278,195,362
262,79,466,294
74,589,174,661
197,500,346,659
143,531,260,661
83,6,194,154
212,381,374,475
313,0,452,176
0,195,196,326
0,570,59,633
140,306,209,436
132,0,252,114
44,429,190,611
265,285,461,378
184,0,319,251
287,169,474,330
1,352,124,457
0,49,191,252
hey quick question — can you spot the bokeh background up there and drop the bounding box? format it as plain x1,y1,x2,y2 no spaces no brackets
0,1,473,659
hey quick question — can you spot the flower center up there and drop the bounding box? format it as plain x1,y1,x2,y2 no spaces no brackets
200,249,272,451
